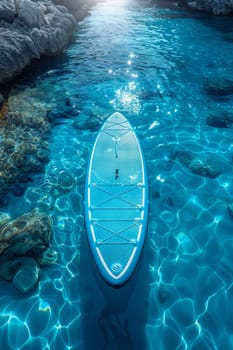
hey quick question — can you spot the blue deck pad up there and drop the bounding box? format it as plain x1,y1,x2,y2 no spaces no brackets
85,112,148,285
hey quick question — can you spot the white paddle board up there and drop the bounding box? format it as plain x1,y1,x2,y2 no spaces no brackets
85,112,148,285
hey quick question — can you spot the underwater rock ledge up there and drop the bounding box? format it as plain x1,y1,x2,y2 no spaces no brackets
0,90,52,203
0,209,57,293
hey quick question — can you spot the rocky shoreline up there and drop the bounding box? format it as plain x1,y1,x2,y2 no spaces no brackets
0,0,101,87
185,0,233,15
0,0,77,87
0,0,95,293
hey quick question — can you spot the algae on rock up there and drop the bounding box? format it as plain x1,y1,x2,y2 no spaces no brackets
0,209,55,293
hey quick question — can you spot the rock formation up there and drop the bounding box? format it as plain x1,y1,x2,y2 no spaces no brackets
0,0,86,292
185,0,233,14
52,0,97,20
0,209,51,258
0,89,52,204
206,110,233,128
174,151,221,178
204,77,233,97
0,0,77,86
0,209,56,293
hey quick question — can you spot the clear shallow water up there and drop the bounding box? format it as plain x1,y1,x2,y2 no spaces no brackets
1,0,233,349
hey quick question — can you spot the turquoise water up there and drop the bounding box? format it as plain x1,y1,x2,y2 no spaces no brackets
1,0,233,349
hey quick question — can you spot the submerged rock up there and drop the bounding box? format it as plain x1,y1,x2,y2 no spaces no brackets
0,89,52,198
206,110,233,128
0,0,77,85
204,77,233,97
11,183,27,196
0,195,9,208
189,159,220,178
0,209,52,292
0,258,17,281
175,151,221,178
38,247,58,266
0,209,52,256
0,212,11,226
46,164,75,192
57,170,75,191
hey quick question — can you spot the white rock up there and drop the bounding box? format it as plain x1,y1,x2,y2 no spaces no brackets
0,29,39,82
15,0,46,28
0,0,77,84
0,0,16,22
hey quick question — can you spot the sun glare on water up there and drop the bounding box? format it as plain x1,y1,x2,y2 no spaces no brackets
100,0,130,11
102,0,129,4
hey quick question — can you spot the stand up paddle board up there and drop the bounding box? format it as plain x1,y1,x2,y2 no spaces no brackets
85,112,148,286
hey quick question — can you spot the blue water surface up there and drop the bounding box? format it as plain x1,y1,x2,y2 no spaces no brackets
1,0,233,349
